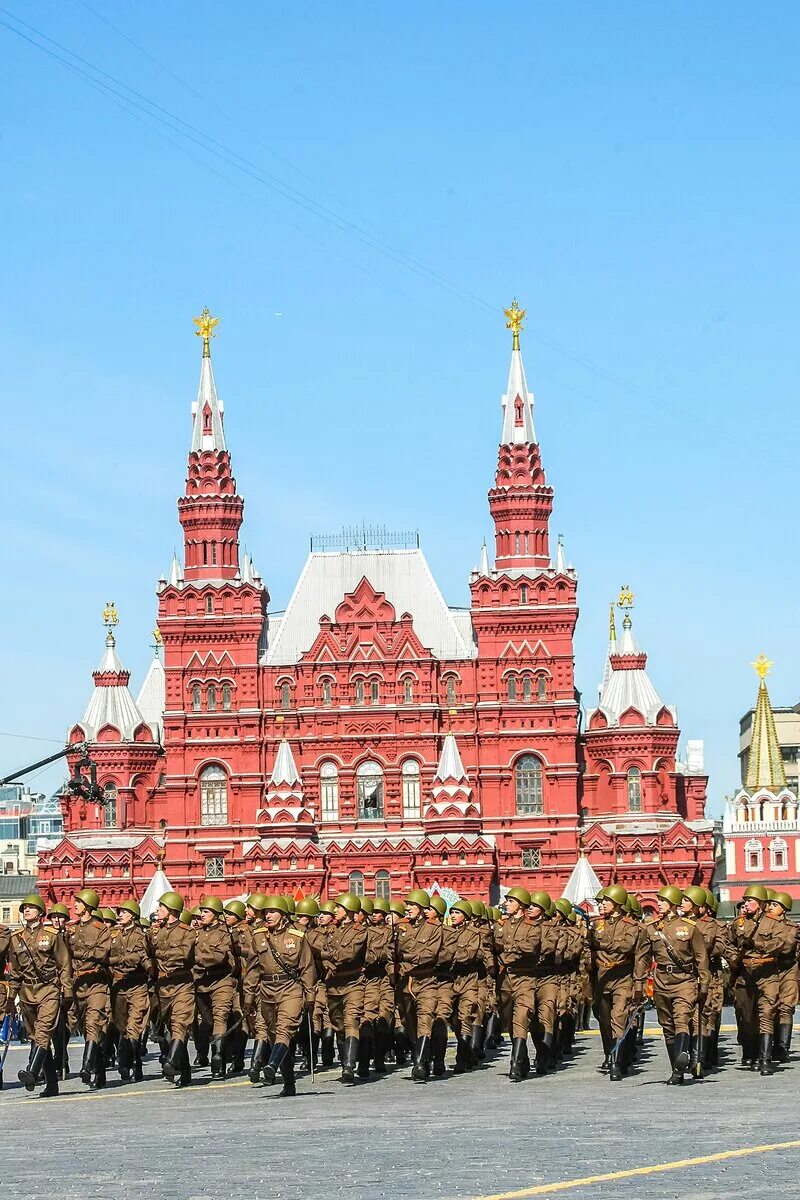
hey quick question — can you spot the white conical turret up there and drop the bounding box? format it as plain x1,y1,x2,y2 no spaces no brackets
168,553,183,587
435,732,468,783
555,534,567,573
190,308,226,452
76,615,148,742
270,738,301,787
500,300,536,445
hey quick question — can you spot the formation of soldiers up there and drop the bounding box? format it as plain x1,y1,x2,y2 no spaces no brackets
0,878,797,1098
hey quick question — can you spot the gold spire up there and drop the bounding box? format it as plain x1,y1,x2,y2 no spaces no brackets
193,307,220,358
609,602,617,642
504,298,526,351
102,601,118,630
745,654,787,791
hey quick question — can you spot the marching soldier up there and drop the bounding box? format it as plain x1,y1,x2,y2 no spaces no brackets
321,892,367,1084
361,897,390,1078
69,887,112,1090
386,899,410,1066
447,899,482,1072
109,898,152,1083
588,884,648,1082
7,893,72,1096
765,891,799,1062
680,886,729,1075
193,895,237,1080
396,889,445,1082
368,898,395,1073
526,891,562,1074
425,894,455,1076
241,893,271,1083
46,902,72,1080
149,890,196,1087
305,899,336,1069
496,886,539,1083
252,894,316,1097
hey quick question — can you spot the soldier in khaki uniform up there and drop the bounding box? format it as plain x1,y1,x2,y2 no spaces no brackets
641,883,710,1084
386,899,410,1066
322,892,368,1084
240,893,270,1082
765,891,799,1062
46,902,72,1080
680,886,729,1076
497,886,540,1083
368,898,395,1073
69,887,112,1089
396,889,446,1083
193,895,238,1079
526,891,562,1074
7,893,72,1096
110,898,152,1083
588,883,648,1082
425,894,456,1076
447,899,481,1072
305,900,336,1069
252,894,316,1097
361,898,390,1078
149,890,196,1087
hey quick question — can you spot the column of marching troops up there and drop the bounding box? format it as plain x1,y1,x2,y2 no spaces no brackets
1,878,797,1099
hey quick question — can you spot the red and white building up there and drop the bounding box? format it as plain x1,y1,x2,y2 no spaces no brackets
38,310,714,909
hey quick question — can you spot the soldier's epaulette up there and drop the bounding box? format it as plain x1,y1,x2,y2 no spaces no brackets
290,927,305,938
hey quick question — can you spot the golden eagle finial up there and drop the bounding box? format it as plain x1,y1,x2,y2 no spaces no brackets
752,653,773,681
193,307,221,358
102,601,119,630
503,298,526,351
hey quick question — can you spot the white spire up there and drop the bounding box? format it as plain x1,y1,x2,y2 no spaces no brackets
478,540,490,577
596,611,667,725
435,732,468,783
500,347,536,445
136,653,165,741
555,534,566,573
168,553,183,587
190,355,226,453
562,854,602,908
140,867,173,918
270,739,301,786
78,632,147,741
241,552,253,585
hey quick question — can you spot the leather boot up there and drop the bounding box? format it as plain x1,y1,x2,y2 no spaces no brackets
609,1041,623,1082
162,1039,184,1083
774,1024,792,1063
471,1023,485,1061
249,1039,269,1084
394,1029,410,1067
18,1044,48,1092
40,1050,59,1098
667,1033,689,1084
452,1035,469,1074
131,1038,144,1082
358,1027,372,1079
536,1032,553,1076
79,1040,98,1085
210,1036,226,1080
484,1012,500,1049
227,1028,246,1074
320,1029,336,1068
508,1036,527,1083
90,1055,106,1090
372,1019,388,1073
263,1041,289,1086
279,1043,296,1098
431,1025,448,1076
411,1035,430,1083
341,1035,359,1085
758,1034,774,1075
193,1023,210,1067
117,1035,132,1083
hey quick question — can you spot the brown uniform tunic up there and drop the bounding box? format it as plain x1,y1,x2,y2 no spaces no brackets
149,921,196,1041
323,920,368,1040
69,917,112,1043
641,914,710,1039
240,919,269,1039
305,925,333,1034
363,924,392,1027
193,921,238,1038
110,922,153,1039
448,922,482,1036
528,917,562,1039
728,911,798,1034
589,913,648,1049
253,922,316,1045
397,918,446,1040
7,921,73,1049
695,914,732,1037
497,913,540,1040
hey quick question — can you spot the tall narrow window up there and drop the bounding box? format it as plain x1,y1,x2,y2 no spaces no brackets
514,532,521,554
403,678,413,704
103,784,118,829
370,681,380,704
626,767,642,812
357,761,384,820
320,762,339,821
322,679,332,705
520,584,528,604
199,765,228,826
770,838,788,871
191,684,201,712
507,676,517,702
537,675,546,701
222,684,232,711
355,680,364,705
745,839,762,872
523,533,529,554
515,756,543,815
402,759,421,819
211,543,217,566
207,684,217,712
522,676,532,702
280,682,291,711
375,870,391,900
446,677,457,705
205,594,214,614
349,870,365,897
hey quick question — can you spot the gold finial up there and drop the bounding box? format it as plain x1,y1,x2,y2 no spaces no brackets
102,601,119,630
503,298,526,351
609,602,617,642
151,627,163,657
193,307,220,358
617,585,634,611
752,653,774,681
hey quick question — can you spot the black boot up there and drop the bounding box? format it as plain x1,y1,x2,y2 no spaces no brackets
40,1050,59,1098
372,1019,388,1073
431,1025,448,1076
249,1039,269,1084
508,1037,527,1083
131,1038,144,1082
394,1029,410,1067
758,1034,774,1075
263,1041,289,1086
536,1032,553,1076
162,1039,184,1083
411,1035,431,1083
452,1035,470,1074
320,1029,336,1068
340,1035,359,1085
279,1043,296,1098
667,1033,689,1084
609,1041,623,1082
774,1024,792,1063
357,1027,372,1079
484,1012,500,1049
79,1040,98,1085
470,1023,485,1062
210,1035,226,1080
170,1040,191,1089
117,1036,132,1083
18,1044,48,1092
90,1055,106,1090
193,1023,210,1067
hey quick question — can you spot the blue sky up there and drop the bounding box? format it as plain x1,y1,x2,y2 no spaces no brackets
1,2,798,809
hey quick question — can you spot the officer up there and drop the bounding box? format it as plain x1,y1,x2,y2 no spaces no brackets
641,884,710,1084
764,891,798,1062
396,889,446,1082
149,890,196,1087
7,893,72,1096
321,892,367,1084
497,886,539,1082
447,899,482,1072
252,895,316,1097
69,887,112,1090
588,884,648,1082
193,895,237,1079
110,898,152,1083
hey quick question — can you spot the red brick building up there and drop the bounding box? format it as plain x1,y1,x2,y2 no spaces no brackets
38,306,713,909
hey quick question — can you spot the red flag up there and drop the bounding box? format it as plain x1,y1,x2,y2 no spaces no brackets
293,886,305,902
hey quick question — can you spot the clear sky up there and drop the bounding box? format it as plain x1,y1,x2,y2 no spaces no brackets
1,2,798,809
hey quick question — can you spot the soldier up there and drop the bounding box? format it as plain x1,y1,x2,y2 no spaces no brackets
321,892,367,1084
680,885,728,1076
526,891,562,1074
728,885,764,1068
307,899,337,1069
222,899,250,1076
361,897,390,1078
386,899,410,1066
765,891,798,1062
69,887,112,1090
0,918,10,1090
641,884,710,1084
6,893,72,1096
554,898,582,1059
193,895,238,1080
46,902,72,1081
292,897,320,1073
425,894,456,1076
109,898,152,1083
149,890,196,1087
496,886,539,1083
367,898,394,1073
242,893,272,1083
396,889,446,1082
252,894,316,1097
588,884,648,1082
447,899,482,1072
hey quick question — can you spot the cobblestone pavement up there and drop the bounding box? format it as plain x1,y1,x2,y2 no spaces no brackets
2,1010,797,1200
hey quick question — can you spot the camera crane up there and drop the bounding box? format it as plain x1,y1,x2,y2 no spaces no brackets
0,741,104,805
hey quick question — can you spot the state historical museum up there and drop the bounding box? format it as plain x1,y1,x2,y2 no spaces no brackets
38,304,714,910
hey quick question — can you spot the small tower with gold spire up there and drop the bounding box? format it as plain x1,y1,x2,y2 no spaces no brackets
745,656,789,792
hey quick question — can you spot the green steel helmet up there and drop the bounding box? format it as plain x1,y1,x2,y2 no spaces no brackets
450,899,473,919
703,888,717,911
469,900,487,920
247,893,270,912
771,891,793,913
765,888,776,900
427,895,447,918
179,908,192,925
74,888,100,911
657,884,683,907
743,884,769,903
371,897,390,915
528,889,551,911
544,896,556,916
626,895,643,918
683,885,708,910
334,892,362,914
296,897,320,918
405,889,430,909
604,884,629,908
99,908,118,923
565,908,578,924
224,900,247,921
48,902,70,919
595,886,609,901
199,895,224,916
282,895,297,916
491,907,503,922
159,891,184,914
554,898,573,919
321,899,338,915
389,900,407,917
359,897,375,917
189,906,201,918
263,894,290,914
506,886,532,907
117,898,140,919
21,893,46,914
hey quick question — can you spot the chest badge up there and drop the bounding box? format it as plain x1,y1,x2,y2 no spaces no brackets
37,937,51,951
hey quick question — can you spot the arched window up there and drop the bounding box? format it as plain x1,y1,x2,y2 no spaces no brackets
515,755,543,815
280,682,291,711
191,684,201,712
745,839,763,872
375,869,391,900
320,762,339,821
222,684,232,711
520,584,528,604
402,759,421,819
627,767,642,812
403,678,413,704
200,764,228,826
103,784,118,829
207,684,217,712
514,532,521,554
357,761,384,820
537,675,546,701
205,595,214,614
770,837,788,871
522,675,532,702
370,680,380,704
322,679,332,705
355,680,364,705
349,870,365,897
507,676,517,702
446,677,457,705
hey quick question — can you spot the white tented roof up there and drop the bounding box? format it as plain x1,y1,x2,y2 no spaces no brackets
77,639,147,741
500,347,536,445
588,618,674,727
562,855,602,907
263,549,476,664
136,655,166,741
140,868,174,918
190,355,226,452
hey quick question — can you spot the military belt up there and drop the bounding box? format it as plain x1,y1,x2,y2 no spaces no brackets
656,963,693,976
743,955,775,966
261,972,296,983
158,970,193,985
74,968,109,986
449,964,478,978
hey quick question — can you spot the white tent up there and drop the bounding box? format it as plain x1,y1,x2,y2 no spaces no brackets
140,868,174,918
562,854,602,910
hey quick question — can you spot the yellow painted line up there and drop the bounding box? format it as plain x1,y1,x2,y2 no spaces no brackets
0,1078,255,1106
473,1140,800,1200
